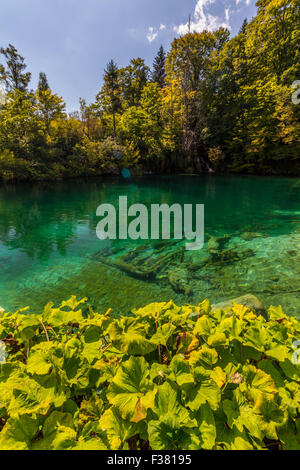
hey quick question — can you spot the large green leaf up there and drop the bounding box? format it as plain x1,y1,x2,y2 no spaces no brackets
193,315,212,337
0,415,38,450
17,315,41,342
6,373,66,417
242,364,278,395
215,414,256,450
60,296,88,311
278,421,300,450
99,407,139,450
189,345,218,369
152,380,194,427
265,345,290,362
107,356,157,422
150,323,176,346
279,382,300,417
75,421,108,449
185,367,221,411
169,355,194,387
148,414,201,450
207,332,227,347
32,411,75,450
243,327,269,351
280,359,300,382
254,395,287,440
27,342,62,376
108,318,156,355
196,403,216,449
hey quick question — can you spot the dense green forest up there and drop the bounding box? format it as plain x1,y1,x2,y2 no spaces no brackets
0,0,299,181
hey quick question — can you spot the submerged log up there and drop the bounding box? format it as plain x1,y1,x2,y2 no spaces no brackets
113,259,156,280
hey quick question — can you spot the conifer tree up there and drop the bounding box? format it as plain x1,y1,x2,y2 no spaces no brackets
97,60,122,137
151,45,166,88
36,72,65,131
239,18,248,35
38,72,50,92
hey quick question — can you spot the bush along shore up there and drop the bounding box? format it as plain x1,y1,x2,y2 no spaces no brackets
0,296,299,450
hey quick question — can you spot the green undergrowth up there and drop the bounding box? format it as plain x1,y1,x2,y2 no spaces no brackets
0,297,299,450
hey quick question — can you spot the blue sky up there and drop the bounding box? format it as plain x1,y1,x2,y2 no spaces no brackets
0,0,257,111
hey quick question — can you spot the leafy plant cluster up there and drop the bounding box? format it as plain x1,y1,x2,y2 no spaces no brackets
0,296,299,450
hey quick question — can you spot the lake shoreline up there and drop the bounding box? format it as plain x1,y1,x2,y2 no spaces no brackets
1,167,300,184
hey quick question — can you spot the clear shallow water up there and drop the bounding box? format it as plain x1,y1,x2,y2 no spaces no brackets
0,175,300,318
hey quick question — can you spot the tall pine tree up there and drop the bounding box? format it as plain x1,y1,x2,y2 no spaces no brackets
97,60,122,137
151,45,166,88
239,18,248,35
36,72,65,131
38,72,50,92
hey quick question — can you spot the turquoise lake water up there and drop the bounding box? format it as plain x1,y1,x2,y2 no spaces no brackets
0,175,300,318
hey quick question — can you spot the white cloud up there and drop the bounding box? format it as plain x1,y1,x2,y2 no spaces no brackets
146,24,167,43
146,26,158,43
174,0,231,35
236,0,251,5
225,7,230,22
